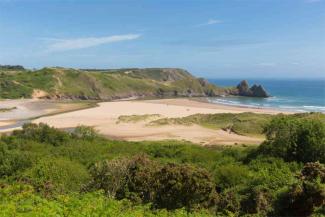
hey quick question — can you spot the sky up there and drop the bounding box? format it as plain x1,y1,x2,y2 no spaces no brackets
0,0,324,78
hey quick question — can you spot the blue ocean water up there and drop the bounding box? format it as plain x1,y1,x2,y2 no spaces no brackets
208,79,325,113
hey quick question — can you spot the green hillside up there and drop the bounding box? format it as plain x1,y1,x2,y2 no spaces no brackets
0,67,231,99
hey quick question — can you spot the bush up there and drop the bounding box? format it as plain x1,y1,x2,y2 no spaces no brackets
240,185,273,215
23,158,90,196
85,157,130,197
0,142,32,178
214,164,250,190
247,157,299,190
0,184,213,217
154,163,218,211
274,162,325,217
116,155,159,204
258,115,325,163
12,123,71,146
72,125,99,140
87,155,218,211
218,189,241,215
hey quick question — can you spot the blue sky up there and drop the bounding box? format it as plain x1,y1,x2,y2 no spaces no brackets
0,0,324,78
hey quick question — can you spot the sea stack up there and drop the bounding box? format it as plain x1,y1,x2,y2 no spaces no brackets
236,80,269,97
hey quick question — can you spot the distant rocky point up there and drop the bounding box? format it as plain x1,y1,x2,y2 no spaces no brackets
235,80,270,97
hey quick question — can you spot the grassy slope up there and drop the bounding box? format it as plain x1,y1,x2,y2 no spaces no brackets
0,67,229,99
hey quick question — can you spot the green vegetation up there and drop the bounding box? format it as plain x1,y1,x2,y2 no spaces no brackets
149,112,272,136
0,67,229,99
117,114,161,123
0,113,324,216
255,114,325,163
0,107,16,112
149,112,325,137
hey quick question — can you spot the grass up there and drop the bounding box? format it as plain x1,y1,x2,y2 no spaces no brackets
0,107,16,112
116,114,161,124
149,112,272,136
149,112,325,137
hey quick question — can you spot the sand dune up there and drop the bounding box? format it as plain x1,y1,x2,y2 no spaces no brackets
34,98,285,145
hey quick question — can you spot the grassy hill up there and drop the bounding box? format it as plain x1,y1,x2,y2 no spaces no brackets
0,67,232,100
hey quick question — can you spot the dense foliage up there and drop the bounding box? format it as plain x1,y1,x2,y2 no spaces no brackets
257,114,325,163
0,114,324,216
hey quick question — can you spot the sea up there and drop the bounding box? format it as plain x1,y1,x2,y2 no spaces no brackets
208,79,325,113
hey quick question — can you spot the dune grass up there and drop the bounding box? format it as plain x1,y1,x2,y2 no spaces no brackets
0,107,17,112
149,112,325,137
116,114,162,124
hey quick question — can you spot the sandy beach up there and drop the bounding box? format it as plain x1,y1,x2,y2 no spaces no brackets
34,98,288,145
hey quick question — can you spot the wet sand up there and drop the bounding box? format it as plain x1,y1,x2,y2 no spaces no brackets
0,99,96,131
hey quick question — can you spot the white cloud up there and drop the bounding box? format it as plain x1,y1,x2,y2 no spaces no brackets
196,19,223,27
46,34,141,52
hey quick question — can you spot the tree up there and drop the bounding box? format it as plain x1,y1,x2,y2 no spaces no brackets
258,115,325,163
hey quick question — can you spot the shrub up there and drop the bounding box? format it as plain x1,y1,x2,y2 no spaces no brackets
240,185,273,216
22,158,90,196
0,142,32,178
12,123,71,146
247,157,299,190
258,115,325,163
218,189,241,215
85,157,130,198
116,155,159,204
214,164,250,190
0,184,213,217
72,125,99,140
87,155,219,211
274,162,325,217
153,163,218,211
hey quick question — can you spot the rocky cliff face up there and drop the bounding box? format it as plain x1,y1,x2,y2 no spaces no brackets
236,80,269,97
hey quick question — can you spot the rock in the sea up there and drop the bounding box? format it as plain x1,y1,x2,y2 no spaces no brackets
236,80,269,97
